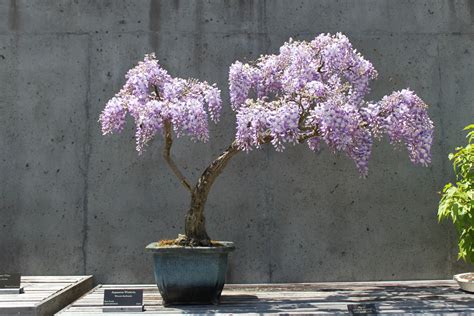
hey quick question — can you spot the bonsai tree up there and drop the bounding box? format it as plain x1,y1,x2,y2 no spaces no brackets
438,124,474,263
100,33,434,246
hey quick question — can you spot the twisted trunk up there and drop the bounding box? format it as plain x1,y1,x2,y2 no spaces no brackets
184,141,240,246
163,125,317,246
162,120,240,246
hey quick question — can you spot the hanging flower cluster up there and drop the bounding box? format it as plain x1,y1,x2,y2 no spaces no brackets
229,33,434,175
100,34,433,177
99,54,222,152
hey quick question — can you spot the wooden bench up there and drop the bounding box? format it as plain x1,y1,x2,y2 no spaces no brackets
56,279,474,315
0,275,93,316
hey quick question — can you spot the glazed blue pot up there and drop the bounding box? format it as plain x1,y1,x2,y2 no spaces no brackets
146,241,235,306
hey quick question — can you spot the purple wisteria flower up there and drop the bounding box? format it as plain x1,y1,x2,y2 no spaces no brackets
98,34,436,247
99,53,222,152
229,33,434,176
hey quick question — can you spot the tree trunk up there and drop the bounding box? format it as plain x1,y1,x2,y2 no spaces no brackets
184,205,209,245
184,141,240,246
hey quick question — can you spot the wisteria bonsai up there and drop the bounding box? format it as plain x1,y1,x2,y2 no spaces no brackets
100,33,434,247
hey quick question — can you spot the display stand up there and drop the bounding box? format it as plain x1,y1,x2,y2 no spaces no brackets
0,275,93,316
57,280,473,315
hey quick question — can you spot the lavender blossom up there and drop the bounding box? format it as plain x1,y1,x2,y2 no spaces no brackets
99,54,222,153
228,61,256,110
229,33,434,176
100,96,127,134
375,89,434,166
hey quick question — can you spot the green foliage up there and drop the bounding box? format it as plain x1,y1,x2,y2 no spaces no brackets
438,124,474,263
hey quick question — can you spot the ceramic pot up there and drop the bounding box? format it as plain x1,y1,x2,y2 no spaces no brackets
146,241,235,306
454,273,474,292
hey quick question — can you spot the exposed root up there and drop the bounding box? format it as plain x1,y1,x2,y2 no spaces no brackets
158,234,223,247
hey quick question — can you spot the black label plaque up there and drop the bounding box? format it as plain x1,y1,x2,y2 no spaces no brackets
0,273,21,289
104,289,143,307
348,303,377,315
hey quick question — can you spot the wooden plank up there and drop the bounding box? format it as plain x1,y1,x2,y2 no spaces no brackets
56,280,474,315
56,284,103,315
65,295,462,305
37,275,94,316
0,276,93,316
21,276,90,282
224,280,457,291
60,305,474,315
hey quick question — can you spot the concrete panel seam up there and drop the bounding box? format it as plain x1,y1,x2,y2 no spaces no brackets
436,39,452,276
81,34,92,275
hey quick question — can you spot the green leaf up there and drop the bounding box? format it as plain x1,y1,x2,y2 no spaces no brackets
463,124,474,131
439,123,474,264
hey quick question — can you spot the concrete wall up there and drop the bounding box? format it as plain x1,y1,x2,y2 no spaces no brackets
1,0,473,283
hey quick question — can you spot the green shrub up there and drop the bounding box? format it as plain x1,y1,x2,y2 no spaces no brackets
438,124,474,263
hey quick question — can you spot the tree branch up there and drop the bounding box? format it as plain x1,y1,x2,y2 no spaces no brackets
185,141,241,243
298,129,320,143
192,141,241,205
163,121,192,192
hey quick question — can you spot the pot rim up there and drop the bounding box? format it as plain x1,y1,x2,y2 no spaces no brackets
454,272,474,283
146,241,235,253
